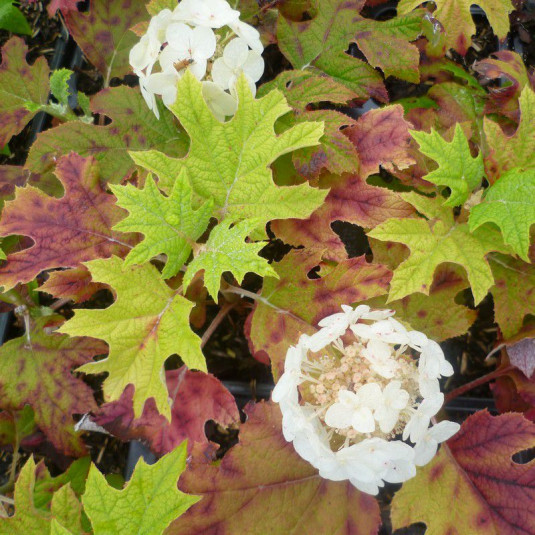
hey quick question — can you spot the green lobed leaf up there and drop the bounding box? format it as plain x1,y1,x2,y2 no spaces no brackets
49,69,73,106
368,193,509,305
0,0,32,35
111,172,214,278
0,37,49,146
469,167,535,261
131,71,327,225
82,442,200,535
184,219,278,300
59,256,205,419
411,123,484,206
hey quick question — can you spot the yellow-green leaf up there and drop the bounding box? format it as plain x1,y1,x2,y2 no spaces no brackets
184,219,278,300
111,172,213,278
82,442,199,535
59,256,205,420
130,71,326,225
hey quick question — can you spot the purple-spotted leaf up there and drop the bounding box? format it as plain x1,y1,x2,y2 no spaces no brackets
490,254,535,339
64,0,149,83
0,316,107,456
246,250,390,373
26,86,188,184
94,367,239,455
0,37,49,146
398,0,513,55
0,165,26,208
168,401,381,535
391,411,535,534
0,153,133,291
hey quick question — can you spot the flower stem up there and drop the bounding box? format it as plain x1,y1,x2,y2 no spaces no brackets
445,364,515,403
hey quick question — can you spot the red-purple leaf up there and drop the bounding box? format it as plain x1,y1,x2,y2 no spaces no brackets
39,267,106,304
0,153,133,291
94,367,239,455
168,401,381,535
391,411,535,534
507,337,535,379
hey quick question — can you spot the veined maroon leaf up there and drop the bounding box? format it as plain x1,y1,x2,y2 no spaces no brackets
246,250,390,373
0,37,49,146
25,86,188,184
475,50,535,121
48,0,78,16
0,316,107,456
272,172,413,261
94,367,239,455
168,401,381,535
0,153,134,291
344,104,415,177
64,0,149,84
391,411,535,534
0,165,26,208
39,267,106,304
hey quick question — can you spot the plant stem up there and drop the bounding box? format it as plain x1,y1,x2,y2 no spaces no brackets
445,364,515,403
201,302,235,349
0,289,32,308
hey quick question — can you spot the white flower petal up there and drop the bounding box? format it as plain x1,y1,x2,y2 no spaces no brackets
229,19,263,53
211,57,234,90
223,37,249,69
351,407,376,433
324,402,353,429
242,50,264,82
428,420,460,443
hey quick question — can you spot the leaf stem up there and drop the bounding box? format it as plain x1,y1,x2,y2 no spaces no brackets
445,364,515,403
201,302,235,349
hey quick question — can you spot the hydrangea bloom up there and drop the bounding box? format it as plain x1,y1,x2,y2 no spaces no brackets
129,0,264,120
272,306,460,495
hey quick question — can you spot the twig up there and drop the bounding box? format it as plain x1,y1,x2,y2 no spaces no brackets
201,302,235,349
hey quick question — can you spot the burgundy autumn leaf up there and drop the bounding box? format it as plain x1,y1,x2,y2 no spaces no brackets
273,172,414,261
39,266,106,304
47,0,78,16
168,401,381,535
0,316,107,456
64,0,149,83
0,153,134,290
391,411,535,534
0,37,49,147
0,165,26,208
94,368,239,455
507,337,535,379
246,249,391,372
344,104,415,177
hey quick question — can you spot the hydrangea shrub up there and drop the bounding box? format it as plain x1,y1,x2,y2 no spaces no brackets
0,0,534,533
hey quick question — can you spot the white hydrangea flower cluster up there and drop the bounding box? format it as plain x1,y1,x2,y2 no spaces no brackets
272,305,460,495
129,0,264,120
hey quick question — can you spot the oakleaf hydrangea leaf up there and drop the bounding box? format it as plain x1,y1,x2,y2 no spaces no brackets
39,266,106,304
469,167,535,261
411,123,484,206
184,219,278,300
0,37,49,146
368,193,509,305
0,316,106,456
484,86,535,181
0,457,84,534
59,256,205,420
26,86,188,183
64,0,148,83
391,411,535,534
131,72,326,225
276,0,387,101
167,402,381,534
398,0,513,55
82,442,199,535
0,153,132,291
111,173,213,278
49,69,73,107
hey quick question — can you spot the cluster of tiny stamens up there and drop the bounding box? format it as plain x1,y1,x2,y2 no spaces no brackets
301,338,420,446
